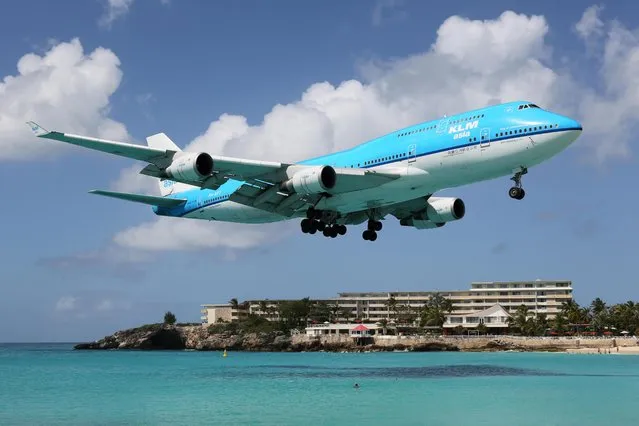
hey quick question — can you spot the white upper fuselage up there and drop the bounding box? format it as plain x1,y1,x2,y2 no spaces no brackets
155,101,582,224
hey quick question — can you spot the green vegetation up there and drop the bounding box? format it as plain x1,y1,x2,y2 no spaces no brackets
203,295,639,337
510,298,639,336
208,314,281,335
163,311,176,325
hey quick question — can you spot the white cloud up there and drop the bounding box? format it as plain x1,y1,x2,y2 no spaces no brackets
99,0,135,28
575,5,605,41
0,38,128,160
55,296,77,312
113,217,289,251
23,8,639,257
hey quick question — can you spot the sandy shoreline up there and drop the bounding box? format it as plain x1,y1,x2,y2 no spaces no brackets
566,346,639,355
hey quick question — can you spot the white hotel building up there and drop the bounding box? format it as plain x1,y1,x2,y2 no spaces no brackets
201,280,573,327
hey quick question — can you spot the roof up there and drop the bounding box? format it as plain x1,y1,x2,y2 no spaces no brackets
352,324,370,331
464,303,510,317
451,304,511,318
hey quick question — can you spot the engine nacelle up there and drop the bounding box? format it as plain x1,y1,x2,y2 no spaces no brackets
399,218,446,229
281,166,336,195
165,152,214,181
423,197,465,223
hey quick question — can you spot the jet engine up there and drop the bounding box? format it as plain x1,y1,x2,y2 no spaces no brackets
165,152,214,181
281,166,337,195
399,197,465,229
424,197,465,223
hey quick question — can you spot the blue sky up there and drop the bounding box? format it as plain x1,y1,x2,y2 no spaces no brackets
1,0,638,342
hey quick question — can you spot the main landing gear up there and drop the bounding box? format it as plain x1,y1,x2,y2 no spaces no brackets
362,219,382,242
300,208,347,238
508,167,528,200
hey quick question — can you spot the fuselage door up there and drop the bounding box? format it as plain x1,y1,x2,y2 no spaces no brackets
407,144,417,165
480,128,491,148
436,118,449,134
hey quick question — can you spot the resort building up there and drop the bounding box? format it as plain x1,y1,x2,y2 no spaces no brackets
305,323,380,337
200,303,247,325
200,280,573,325
443,304,511,331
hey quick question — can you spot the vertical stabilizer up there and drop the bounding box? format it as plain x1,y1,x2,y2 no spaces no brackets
146,133,187,196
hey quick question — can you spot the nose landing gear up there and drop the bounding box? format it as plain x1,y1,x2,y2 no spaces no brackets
508,167,527,200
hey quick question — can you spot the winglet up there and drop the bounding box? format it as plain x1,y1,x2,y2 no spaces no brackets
25,121,50,137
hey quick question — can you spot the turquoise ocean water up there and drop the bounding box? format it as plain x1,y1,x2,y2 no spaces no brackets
1,344,639,425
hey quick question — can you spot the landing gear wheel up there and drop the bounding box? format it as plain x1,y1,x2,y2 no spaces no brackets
316,221,326,231
301,218,311,233
362,230,377,241
337,225,347,235
508,187,525,200
508,168,528,200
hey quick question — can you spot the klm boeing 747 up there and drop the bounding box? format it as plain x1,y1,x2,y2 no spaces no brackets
27,101,582,242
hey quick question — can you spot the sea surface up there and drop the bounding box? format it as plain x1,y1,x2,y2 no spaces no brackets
1,344,638,425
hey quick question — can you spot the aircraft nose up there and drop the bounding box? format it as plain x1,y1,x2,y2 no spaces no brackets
555,113,582,132
567,117,582,132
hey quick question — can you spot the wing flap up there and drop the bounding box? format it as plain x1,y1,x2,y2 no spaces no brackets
89,190,186,208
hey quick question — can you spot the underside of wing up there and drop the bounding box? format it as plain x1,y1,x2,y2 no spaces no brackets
88,190,187,208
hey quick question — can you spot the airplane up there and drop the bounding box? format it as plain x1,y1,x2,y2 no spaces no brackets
26,100,582,242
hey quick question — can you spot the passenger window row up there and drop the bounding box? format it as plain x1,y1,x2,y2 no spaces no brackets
495,124,558,138
396,113,486,138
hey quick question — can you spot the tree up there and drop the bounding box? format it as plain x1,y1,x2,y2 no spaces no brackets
420,293,454,328
228,298,239,309
385,295,398,320
508,305,530,334
476,322,488,334
164,311,176,325
551,312,568,334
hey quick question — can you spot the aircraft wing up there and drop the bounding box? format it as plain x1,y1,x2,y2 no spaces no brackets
27,122,400,216
26,122,177,167
88,190,187,208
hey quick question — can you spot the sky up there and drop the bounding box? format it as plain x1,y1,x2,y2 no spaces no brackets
1,0,638,342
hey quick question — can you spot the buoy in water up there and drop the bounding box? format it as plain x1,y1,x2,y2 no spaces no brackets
223,349,228,357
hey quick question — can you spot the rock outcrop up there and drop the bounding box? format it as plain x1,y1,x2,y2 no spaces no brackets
74,324,637,352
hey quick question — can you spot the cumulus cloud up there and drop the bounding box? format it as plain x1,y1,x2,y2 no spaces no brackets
0,38,128,160
99,0,135,28
575,5,605,41
21,8,639,257
111,10,563,254
113,217,289,252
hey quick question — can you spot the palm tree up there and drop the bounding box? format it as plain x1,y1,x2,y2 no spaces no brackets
385,295,398,320
228,298,239,309
508,304,530,334
420,293,454,328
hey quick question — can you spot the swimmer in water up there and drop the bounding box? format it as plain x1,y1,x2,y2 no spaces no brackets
354,383,360,389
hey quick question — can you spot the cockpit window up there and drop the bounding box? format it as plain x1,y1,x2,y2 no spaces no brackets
518,103,541,110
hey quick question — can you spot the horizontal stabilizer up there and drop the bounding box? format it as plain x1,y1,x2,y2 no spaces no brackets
88,190,187,208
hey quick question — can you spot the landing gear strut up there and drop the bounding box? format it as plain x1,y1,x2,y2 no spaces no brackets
362,219,382,241
508,167,527,200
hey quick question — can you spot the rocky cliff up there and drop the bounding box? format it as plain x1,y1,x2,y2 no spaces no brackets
74,324,637,352
73,324,458,352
